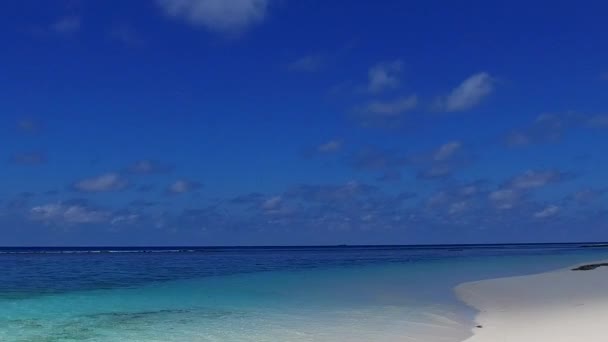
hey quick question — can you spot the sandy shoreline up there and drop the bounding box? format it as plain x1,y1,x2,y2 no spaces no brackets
455,261,608,342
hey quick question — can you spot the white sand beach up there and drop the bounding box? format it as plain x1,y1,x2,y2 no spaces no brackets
456,261,608,342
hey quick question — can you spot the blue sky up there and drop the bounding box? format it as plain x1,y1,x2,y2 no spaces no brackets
1,0,607,246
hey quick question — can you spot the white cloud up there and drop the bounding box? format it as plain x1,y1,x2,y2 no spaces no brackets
157,0,269,33
317,140,342,153
262,195,282,210
167,179,202,194
437,72,494,112
489,189,520,209
261,196,285,215
51,16,81,34
488,170,568,209
63,206,107,224
31,204,64,220
425,186,477,217
534,205,560,219
415,141,469,179
73,173,128,192
505,113,574,147
111,214,140,225
288,54,325,72
31,203,109,224
433,141,462,161
368,60,402,93
508,170,563,190
363,95,418,116
448,201,468,215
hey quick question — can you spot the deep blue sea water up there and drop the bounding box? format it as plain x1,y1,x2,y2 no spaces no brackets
1,244,608,341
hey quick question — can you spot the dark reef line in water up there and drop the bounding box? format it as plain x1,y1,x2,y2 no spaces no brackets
1,242,604,255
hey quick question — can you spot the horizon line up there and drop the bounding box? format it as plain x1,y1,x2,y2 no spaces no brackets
1,241,607,249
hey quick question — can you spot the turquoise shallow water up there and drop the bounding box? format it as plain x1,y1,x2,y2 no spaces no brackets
2,245,608,341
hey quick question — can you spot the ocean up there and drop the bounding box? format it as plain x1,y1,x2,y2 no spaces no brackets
1,244,607,341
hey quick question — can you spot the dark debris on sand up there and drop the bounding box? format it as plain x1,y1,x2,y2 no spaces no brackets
572,263,608,271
